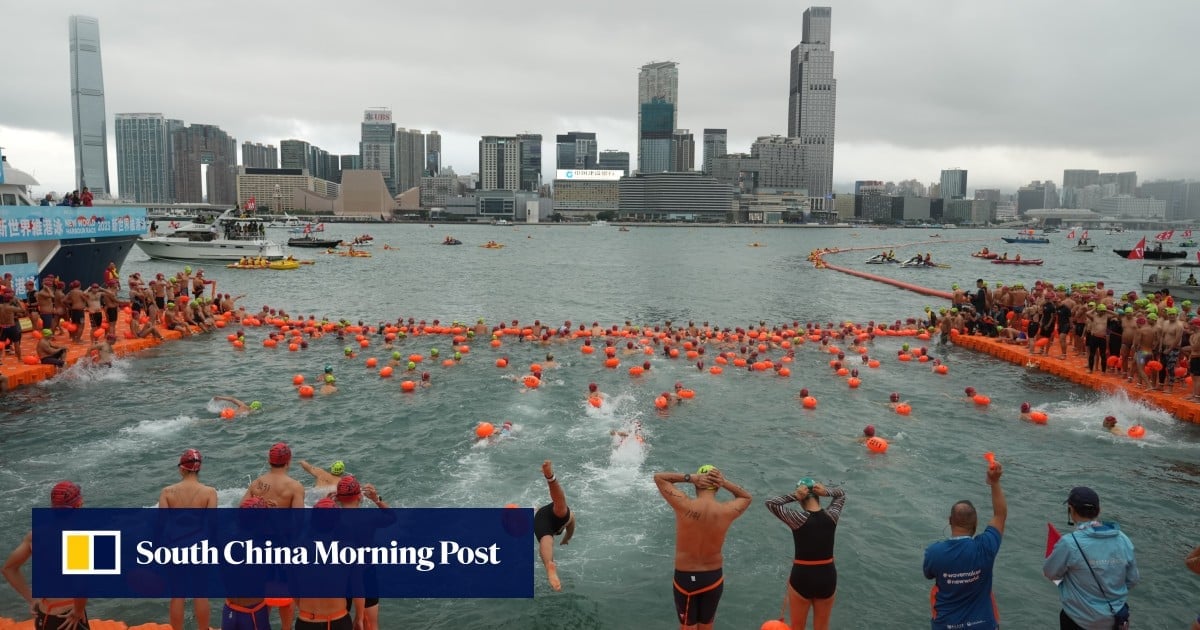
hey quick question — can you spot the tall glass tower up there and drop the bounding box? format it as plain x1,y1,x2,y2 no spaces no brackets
637,61,678,174
69,15,111,195
787,7,836,202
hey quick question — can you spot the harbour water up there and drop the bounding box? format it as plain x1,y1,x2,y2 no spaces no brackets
2,225,1197,628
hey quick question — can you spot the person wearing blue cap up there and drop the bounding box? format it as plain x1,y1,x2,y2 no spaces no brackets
765,477,847,630
1044,487,1138,629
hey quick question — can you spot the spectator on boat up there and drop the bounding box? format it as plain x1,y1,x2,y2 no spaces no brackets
80,187,93,207
39,193,52,206
57,192,73,207
1187,273,1197,286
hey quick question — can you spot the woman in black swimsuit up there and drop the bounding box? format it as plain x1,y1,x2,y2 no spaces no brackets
766,479,847,630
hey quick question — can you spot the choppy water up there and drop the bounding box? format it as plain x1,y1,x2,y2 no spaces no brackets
2,225,1198,628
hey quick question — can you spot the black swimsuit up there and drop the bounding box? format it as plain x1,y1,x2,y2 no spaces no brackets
533,504,570,540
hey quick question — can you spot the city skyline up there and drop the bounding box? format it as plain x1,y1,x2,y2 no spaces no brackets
5,1,1200,197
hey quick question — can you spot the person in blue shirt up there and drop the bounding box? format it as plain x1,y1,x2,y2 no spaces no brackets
1043,487,1138,630
923,459,1007,630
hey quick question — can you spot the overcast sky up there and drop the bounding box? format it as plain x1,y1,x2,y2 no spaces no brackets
4,0,1198,197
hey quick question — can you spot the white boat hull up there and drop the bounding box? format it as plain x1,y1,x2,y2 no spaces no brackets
135,237,285,261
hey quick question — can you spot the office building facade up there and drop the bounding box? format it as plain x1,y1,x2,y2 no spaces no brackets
68,15,111,195
517,134,543,192
425,130,441,176
235,167,339,214
637,61,679,174
702,129,727,175
787,6,836,201
556,131,598,170
114,113,171,203
710,136,807,193
939,168,967,199
280,140,310,171
672,130,695,171
360,108,397,194
396,128,425,193
598,150,630,176
479,136,520,191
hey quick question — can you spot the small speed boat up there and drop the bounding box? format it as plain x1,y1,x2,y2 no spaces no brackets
288,235,342,248
1180,241,1197,247
442,238,462,246
1001,236,1051,244
991,258,1044,265
1071,244,1096,252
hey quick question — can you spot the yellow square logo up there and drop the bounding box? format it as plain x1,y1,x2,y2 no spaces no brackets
61,531,121,575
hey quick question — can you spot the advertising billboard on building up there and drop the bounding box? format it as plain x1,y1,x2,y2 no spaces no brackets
555,170,623,181
363,109,393,123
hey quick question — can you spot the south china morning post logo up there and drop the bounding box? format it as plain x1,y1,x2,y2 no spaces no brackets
61,531,121,575
35,507,534,599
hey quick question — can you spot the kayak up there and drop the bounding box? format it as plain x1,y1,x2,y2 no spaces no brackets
480,244,505,249
991,259,1043,265
971,253,999,259
900,261,950,268
268,260,301,270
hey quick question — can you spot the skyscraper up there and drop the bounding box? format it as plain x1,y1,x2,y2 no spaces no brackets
671,130,695,172
638,61,679,174
425,131,441,176
395,128,426,193
702,129,727,175
69,15,111,195
241,141,278,169
478,136,520,191
280,140,311,171
787,7,837,201
114,113,170,203
360,108,397,194
172,124,237,205
517,133,543,192
598,150,631,176
556,132,598,170
940,168,968,199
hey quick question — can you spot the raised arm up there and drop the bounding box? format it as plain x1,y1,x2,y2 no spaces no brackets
298,460,320,479
822,486,847,524
986,463,1006,535
1,533,33,607
653,472,692,512
765,493,809,530
711,469,752,517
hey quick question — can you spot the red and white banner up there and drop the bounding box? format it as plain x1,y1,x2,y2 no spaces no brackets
1082,230,1089,240
247,196,257,211
1186,229,1194,238
1127,236,1147,259
1155,229,1174,241
1066,229,1075,239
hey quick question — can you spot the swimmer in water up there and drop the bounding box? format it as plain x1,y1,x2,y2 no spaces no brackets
534,461,575,591
420,372,432,388
887,392,908,411
1102,415,1122,435
320,374,338,395
212,396,262,416
90,333,116,367
299,460,346,491
855,425,876,444
543,353,558,368
1019,402,1033,423
611,420,645,446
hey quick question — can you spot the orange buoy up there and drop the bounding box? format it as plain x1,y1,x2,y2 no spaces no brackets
475,422,494,438
934,364,949,375
895,403,912,415
220,408,236,420
366,357,378,368
668,348,680,358
629,366,645,376
1029,411,1048,424
1145,360,1163,374
802,396,817,409
847,377,860,388
299,385,315,398
495,358,508,368
523,375,540,388
866,436,888,453
654,396,669,409
897,353,912,362
779,367,791,377
263,339,277,348
288,343,300,352
678,389,695,399
581,345,594,354
379,366,394,378
709,366,723,375
292,374,305,385
1174,366,1188,378
761,620,790,630
491,339,502,348
359,339,369,348
836,367,849,376
1127,425,1146,439
588,395,602,408
604,357,620,368
232,340,244,349
973,394,991,406
867,359,880,368
733,358,747,367
401,380,416,392
1035,337,1050,348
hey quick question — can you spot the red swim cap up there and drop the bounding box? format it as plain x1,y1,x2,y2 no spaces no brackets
1020,402,1031,413
863,425,875,437
240,496,268,508
179,448,202,472
51,481,82,508
314,497,337,508
336,476,361,502
268,442,291,466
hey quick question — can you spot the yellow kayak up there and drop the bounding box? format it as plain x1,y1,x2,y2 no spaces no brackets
268,260,301,270
338,251,372,258
480,244,505,249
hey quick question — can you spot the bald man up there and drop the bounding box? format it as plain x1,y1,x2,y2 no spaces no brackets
923,461,1007,630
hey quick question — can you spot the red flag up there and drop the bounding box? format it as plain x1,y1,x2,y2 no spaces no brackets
1127,237,1146,259
1066,229,1076,239
1186,229,1194,238
1082,230,1089,240
1046,522,1062,557
1155,229,1174,241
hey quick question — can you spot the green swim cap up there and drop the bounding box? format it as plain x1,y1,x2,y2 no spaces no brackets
407,361,416,369
167,302,175,308
330,461,345,475
1097,304,1107,311
901,343,910,351
430,348,439,356
1184,301,1193,308
184,266,192,273
952,284,959,290
325,374,336,383
344,347,353,355
42,328,53,336
454,352,462,360
696,464,715,475
797,477,815,490
324,364,333,373
1148,313,1158,320
392,351,401,360
466,330,475,338
249,401,262,410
